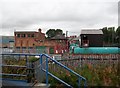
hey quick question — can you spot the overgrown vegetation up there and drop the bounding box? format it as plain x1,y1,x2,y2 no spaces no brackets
2,56,119,87
48,63,119,87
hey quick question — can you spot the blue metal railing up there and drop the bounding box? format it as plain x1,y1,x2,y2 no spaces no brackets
1,53,39,83
40,54,87,88
1,53,87,87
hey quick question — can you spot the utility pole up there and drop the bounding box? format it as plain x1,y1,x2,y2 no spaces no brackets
66,31,68,52
66,31,68,38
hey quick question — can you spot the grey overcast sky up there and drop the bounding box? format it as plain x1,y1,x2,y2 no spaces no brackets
0,0,119,36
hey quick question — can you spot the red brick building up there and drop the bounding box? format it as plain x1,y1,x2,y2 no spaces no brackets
51,34,68,54
15,29,45,50
14,29,68,54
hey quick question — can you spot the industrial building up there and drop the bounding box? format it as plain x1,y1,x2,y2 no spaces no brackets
80,30,103,47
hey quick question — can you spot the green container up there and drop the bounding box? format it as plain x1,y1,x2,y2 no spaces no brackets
74,47,119,54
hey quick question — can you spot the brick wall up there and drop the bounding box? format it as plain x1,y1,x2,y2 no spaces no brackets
14,29,68,54
14,29,45,48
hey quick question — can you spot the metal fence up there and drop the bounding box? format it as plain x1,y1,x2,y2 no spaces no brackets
1,53,40,83
60,54,119,69
33,56,46,83
15,48,48,54
1,48,48,54
0,48,14,53
47,54,119,73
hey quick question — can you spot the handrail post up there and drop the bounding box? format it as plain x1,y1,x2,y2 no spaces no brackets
78,77,81,88
40,54,43,83
84,80,87,88
40,55,42,66
26,55,30,83
46,57,49,86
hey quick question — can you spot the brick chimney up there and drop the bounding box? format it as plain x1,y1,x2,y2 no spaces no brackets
38,28,41,33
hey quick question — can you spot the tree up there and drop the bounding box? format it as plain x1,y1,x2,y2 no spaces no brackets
46,29,56,38
55,29,63,35
101,27,116,45
101,27,108,43
107,27,115,44
116,26,120,44
116,26,120,37
46,29,63,38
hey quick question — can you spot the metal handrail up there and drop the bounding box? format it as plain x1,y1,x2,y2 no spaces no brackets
1,65,27,68
1,53,87,87
42,69,72,88
1,53,39,83
0,73,27,77
40,54,87,88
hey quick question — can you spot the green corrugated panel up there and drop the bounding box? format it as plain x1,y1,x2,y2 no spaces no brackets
49,47,54,54
36,46,46,53
36,46,46,49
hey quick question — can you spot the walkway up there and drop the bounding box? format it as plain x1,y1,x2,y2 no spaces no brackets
2,79,32,88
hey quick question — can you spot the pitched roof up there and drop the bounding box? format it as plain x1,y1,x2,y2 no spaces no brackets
81,30,103,34
51,34,67,40
68,36,80,41
72,37,80,41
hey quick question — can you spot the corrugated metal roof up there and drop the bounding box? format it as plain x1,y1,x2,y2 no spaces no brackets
81,30,103,34
0,36,14,44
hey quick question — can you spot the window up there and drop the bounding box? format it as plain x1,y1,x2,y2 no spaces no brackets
28,34,31,37
21,34,26,37
83,35,88,40
59,40,62,42
28,47,33,49
31,34,34,37
22,47,26,49
17,34,20,37
16,47,20,49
